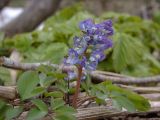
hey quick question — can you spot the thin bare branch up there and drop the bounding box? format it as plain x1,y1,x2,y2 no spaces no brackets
1,56,160,85
119,85,160,93
0,86,16,99
17,106,160,120
141,93,160,101
91,71,160,84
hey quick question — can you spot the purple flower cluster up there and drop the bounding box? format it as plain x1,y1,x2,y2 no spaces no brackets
64,19,114,80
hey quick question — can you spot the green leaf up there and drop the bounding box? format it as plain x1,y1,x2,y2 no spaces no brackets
0,67,11,85
9,34,33,52
55,105,76,114
37,65,54,74
112,93,136,112
17,71,40,100
121,63,152,77
145,54,160,70
81,74,92,93
95,91,108,100
51,98,65,110
95,98,106,105
40,76,57,88
112,99,122,111
26,108,47,120
48,72,67,79
56,79,68,93
55,106,76,120
45,91,64,98
55,114,76,120
31,87,46,96
0,32,4,42
0,100,8,119
5,107,23,120
44,3,83,26
113,33,144,72
101,82,151,111
0,100,6,109
153,11,160,24
40,43,68,64
31,99,48,112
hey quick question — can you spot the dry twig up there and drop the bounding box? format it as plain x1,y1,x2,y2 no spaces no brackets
119,85,160,93
0,86,16,99
17,106,160,120
1,57,160,85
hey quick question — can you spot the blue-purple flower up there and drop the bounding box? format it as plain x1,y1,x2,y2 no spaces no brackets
64,49,79,65
64,19,114,80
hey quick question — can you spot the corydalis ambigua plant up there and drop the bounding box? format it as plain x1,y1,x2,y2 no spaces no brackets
64,19,114,108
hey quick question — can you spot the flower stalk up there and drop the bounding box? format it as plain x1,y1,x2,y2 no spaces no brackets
72,65,82,108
